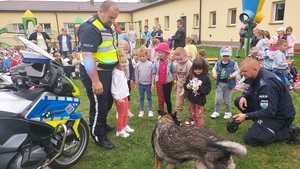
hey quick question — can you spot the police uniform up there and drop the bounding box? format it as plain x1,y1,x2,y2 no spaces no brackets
234,69,295,146
78,14,118,144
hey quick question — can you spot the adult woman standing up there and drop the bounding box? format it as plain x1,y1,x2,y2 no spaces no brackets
57,27,73,58
28,25,51,53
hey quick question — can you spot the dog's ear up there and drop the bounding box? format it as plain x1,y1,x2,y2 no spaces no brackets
171,111,177,119
158,110,167,116
171,111,181,126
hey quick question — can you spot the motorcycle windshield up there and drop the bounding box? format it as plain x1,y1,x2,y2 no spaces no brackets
17,37,55,61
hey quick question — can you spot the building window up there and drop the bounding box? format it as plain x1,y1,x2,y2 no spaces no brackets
228,8,236,25
12,24,25,34
155,18,159,26
164,16,169,29
273,1,285,23
40,23,51,34
145,19,148,27
63,23,75,34
117,22,126,32
194,14,199,28
210,11,216,27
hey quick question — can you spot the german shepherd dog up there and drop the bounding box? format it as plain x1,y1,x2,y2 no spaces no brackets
152,110,247,169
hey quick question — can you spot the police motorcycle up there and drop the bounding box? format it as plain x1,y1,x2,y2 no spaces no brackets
0,37,89,169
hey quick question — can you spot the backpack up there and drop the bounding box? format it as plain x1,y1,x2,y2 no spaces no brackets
239,29,247,37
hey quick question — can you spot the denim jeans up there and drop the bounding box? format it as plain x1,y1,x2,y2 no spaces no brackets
272,69,286,86
138,83,152,111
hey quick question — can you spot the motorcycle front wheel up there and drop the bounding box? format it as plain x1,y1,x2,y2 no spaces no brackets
49,118,89,169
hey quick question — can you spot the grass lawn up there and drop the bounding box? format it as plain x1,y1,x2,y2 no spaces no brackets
71,46,300,169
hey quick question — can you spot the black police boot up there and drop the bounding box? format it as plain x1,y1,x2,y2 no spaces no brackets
105,124,115,133
95,137,114,149
287,124,300,144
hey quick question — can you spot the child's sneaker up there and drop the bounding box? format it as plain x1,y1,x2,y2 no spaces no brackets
211,112,220,119
289,86,296,92
123,125,134,133
138,111,144,117
128,111,134,117
148,111,154,117
184,118,194,127
223,112,232,119
116,130,130,138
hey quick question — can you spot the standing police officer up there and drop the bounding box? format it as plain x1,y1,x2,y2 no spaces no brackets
233,58,299,146
78,1,119,149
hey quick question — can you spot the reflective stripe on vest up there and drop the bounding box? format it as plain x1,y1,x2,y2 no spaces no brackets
91,18,118,67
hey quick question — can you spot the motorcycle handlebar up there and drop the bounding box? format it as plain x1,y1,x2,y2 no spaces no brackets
13,75,51,90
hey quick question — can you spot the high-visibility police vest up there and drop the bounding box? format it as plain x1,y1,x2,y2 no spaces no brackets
87,17,118,69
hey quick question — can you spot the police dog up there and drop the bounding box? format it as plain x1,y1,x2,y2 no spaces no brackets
152,110,247,169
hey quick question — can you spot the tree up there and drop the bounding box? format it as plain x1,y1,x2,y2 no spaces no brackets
139,0,159,3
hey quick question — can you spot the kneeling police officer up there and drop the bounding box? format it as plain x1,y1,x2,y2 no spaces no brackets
233,58,300,146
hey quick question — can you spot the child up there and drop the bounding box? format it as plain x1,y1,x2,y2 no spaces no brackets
255,29,269,57
288,61,298,82
135,47,153,117
111,50,134,138
118,40,135,117
284,67,295,91
72,51,81,79
262,36,278,71
250,27,259,48
131,48,139,69
173,47,193,126
264,30,270,40
184,37,198,61
151,43,176,114
140,38,147,48
272,39,288,85
10,53,22,69
276,27,287,40
3,53,13,72
0,57,4,72
149,39,160,63
183,57,211,128
211,46,239,119
247,47,262,63
64,53,73,66
198,49,210,67
54,52,64,65
285,26,296,61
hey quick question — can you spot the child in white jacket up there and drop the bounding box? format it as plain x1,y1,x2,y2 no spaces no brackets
111,50,134,138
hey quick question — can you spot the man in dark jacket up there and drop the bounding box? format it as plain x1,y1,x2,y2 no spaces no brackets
171,19,186,49
234,58,300,146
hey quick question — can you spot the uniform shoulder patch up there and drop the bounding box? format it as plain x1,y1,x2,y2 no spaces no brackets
259,79,266,87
